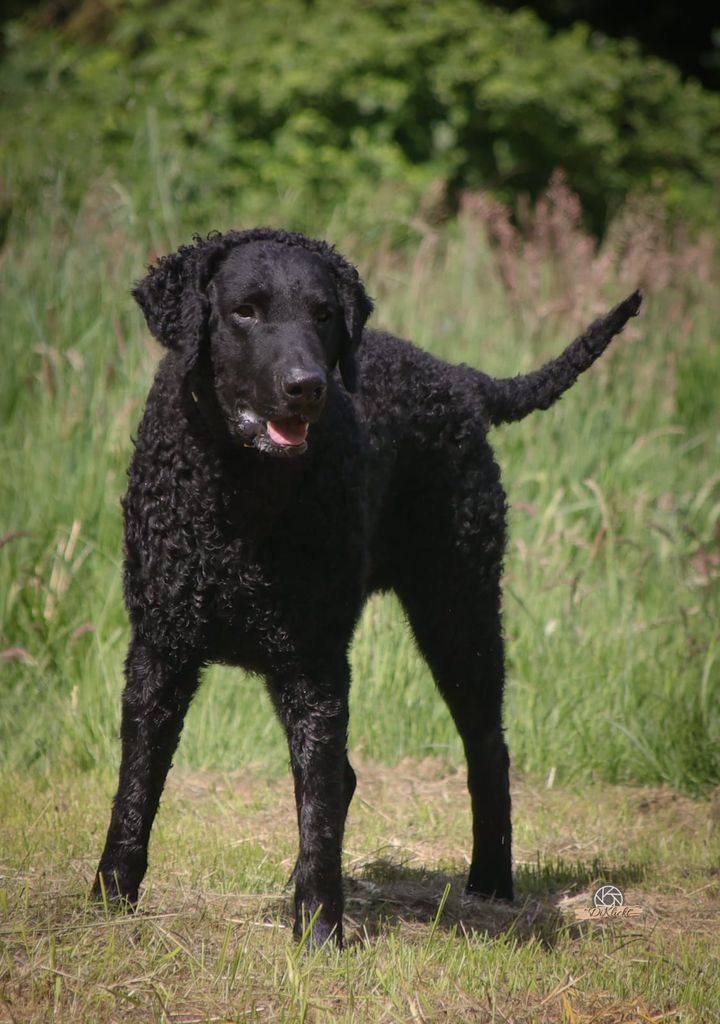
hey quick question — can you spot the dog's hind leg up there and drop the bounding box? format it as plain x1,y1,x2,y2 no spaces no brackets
93,639,201,906
394,557,513,901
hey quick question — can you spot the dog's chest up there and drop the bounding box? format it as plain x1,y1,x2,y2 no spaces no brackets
202,458,366,664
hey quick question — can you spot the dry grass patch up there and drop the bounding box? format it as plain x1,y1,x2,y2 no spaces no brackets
1,760,719,1022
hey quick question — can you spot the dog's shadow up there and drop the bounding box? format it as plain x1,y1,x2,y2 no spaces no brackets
340,857,648,947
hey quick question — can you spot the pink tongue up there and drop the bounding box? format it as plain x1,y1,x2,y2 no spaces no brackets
267,418,309,446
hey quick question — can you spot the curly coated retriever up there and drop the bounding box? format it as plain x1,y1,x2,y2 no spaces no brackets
93,228,641,946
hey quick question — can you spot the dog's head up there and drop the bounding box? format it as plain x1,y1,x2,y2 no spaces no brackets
133,229,373,456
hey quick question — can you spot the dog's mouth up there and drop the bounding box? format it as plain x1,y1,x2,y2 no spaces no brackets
266,418,309,448
235,411,310,457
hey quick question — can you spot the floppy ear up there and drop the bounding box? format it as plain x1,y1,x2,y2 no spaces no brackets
334,272,373,393
132,240,218,372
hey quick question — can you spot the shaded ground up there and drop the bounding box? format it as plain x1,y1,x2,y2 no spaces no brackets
1,760,719,1022
164,757,720,942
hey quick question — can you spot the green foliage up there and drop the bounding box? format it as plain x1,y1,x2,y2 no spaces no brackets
1,187,718,793
2,0,720,233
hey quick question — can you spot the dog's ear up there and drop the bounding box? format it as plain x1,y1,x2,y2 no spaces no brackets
334,271,373,393
132,240,219,372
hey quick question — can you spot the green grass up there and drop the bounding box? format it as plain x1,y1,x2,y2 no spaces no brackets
1,177,719,1022
1,763,719,1022
1,184,718,792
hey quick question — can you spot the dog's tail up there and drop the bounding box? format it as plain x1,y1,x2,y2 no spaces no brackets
479,291,642,426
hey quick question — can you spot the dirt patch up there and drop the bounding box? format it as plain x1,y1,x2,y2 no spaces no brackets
162,758,719,946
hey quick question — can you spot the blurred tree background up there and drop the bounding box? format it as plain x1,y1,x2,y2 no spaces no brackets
491,1,720,89
2,1,719,794
1,0,719,239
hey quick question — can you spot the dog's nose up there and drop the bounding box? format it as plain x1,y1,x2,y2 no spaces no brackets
282,371,327,405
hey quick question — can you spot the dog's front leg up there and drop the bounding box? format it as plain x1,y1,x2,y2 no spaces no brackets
269,666,350,947
93,639,200,906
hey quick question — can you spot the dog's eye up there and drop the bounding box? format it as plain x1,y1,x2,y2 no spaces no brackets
232,305,256,322
314,305,333,323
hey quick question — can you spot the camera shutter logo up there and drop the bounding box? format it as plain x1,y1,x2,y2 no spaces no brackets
570,883,641,919
593,885,625,908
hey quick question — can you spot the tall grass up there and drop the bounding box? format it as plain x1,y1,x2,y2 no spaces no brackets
1,175,718,793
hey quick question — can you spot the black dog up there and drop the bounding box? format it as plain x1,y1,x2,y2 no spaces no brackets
93,228,641,945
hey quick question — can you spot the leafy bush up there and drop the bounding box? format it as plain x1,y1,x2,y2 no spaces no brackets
2,0,720,232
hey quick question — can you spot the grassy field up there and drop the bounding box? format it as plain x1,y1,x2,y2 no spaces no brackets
2,761,719,1022
1,179,719,1019
2,181,718,790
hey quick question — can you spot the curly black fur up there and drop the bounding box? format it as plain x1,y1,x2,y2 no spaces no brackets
93,228,641,946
